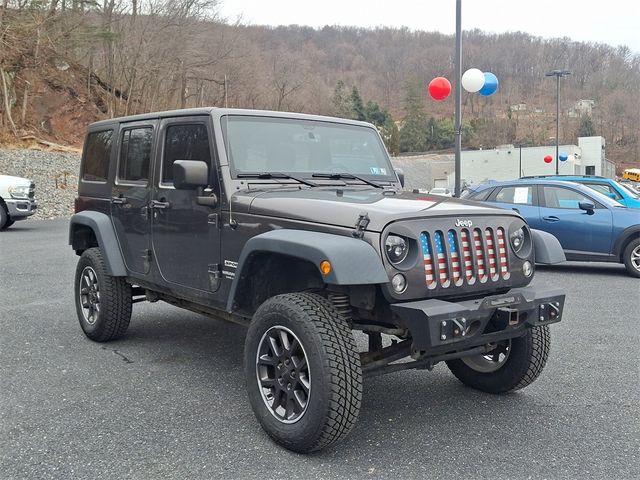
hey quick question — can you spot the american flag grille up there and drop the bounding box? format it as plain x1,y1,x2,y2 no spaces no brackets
420,227,510,289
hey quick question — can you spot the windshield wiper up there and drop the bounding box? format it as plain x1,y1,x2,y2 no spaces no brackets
311,172,384,189
237,172,317,187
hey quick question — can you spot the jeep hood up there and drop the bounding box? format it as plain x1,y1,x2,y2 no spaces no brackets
233,187,517,232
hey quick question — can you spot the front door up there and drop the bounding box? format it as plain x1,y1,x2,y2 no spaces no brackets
151,117,222,296
538,185,613,255
110,122,155,275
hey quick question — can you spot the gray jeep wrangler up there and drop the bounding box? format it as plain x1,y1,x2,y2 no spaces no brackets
70,108,566,453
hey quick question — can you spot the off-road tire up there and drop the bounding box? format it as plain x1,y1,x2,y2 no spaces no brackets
244,292,362,453
446,325,550,394
1,219,15,229
622,238,640,278
74,247,132,342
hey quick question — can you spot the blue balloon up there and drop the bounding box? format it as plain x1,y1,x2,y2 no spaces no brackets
478,72,499,96
559,153,568,161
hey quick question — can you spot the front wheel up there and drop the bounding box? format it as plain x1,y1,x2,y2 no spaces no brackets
244,293,362,453
446,325,550,394
622,238,640,278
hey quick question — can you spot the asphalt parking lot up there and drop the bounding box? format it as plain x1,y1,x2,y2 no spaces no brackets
1,219,639,480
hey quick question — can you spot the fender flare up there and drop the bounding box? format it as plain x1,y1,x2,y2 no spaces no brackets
226,229,388,312
69,211,127,276
612,225,640,259
531,229,566,264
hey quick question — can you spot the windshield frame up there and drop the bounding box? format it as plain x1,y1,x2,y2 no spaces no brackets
220,114,397,185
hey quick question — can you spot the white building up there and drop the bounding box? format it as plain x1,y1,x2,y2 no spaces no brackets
392,136,613,190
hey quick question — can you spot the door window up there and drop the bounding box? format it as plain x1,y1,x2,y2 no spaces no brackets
162,124,211,184
118,127,153,184
542,186,593,209
494,186,533,205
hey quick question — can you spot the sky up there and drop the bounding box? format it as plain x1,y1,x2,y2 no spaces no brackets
219,0,640,53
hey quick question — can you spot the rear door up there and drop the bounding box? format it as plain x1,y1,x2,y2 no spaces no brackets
110,121,156,275
151,116,222,296
538,185,613,254
487,184,541,228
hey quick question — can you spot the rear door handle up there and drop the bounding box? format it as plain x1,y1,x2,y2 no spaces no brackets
543,216,559,222
111,196,128,205
150,200,171,210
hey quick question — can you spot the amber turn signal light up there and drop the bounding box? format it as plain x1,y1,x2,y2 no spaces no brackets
319,260,332,275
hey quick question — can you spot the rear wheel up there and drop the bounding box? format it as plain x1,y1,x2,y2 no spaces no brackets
446,325,550,394
622,238,640,278
74,247,132,341
244,292,362,453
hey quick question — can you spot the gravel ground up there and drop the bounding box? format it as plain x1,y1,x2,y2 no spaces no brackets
0,148,80,219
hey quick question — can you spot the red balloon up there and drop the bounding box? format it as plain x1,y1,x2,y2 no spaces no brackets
428,77,451,101
544,155,553,164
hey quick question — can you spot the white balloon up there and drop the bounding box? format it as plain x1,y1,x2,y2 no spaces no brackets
462,68,485,93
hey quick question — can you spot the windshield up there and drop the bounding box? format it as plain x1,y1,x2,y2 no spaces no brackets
617,181,640,198
581,184,628,208
221,115,395,182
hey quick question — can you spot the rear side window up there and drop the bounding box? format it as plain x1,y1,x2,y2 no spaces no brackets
82,130,113,182
118,127,153,183
494,186,533,205
162,124,211,184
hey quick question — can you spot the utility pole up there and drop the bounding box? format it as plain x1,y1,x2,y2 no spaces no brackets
454,0,462,197
545,70,571,174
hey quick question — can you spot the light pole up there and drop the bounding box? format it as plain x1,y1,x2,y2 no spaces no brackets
545,69,571,174
454,0,462,197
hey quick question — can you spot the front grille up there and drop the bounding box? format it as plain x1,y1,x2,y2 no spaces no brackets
29,182,35,199
420,227,511,289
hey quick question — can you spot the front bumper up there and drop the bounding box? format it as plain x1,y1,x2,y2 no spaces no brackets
391,287,565,352
5,198,38,219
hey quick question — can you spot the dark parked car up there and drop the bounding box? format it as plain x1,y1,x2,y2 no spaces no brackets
69,108,566,453
463,179,640,277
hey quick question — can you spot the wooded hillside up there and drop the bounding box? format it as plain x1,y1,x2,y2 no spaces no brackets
1,1,638,167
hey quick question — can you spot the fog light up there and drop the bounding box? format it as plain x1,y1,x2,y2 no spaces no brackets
391,273,407,293
522,261,533,277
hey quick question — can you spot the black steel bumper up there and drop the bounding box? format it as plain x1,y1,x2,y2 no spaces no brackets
390,287,565,352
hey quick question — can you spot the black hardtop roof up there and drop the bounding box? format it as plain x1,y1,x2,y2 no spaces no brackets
88,107,374,129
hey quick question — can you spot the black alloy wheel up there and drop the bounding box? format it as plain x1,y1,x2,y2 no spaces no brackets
256,326,311,423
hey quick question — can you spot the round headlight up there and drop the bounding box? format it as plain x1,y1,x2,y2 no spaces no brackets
385,235,408,264
510,228,525,254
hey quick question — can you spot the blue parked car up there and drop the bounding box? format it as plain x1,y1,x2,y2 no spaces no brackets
520,175,640,208
463,179,640,277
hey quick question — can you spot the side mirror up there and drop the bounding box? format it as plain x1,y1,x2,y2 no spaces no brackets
607,193,616,199
579,201,595,214
173,160,209,189
394,168,405,188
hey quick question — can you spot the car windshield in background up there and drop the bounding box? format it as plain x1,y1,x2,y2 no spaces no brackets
221,115,395,182
617,182,640,198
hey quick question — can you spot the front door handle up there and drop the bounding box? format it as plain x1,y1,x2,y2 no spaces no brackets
150,199,171,210
543,216,559,222
111,196,128,205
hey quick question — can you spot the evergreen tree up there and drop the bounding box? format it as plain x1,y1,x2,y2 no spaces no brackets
350,86,366,121
577,114,596,138
399,79,428,152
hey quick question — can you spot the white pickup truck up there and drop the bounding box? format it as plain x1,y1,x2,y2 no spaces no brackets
0,174,37,230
